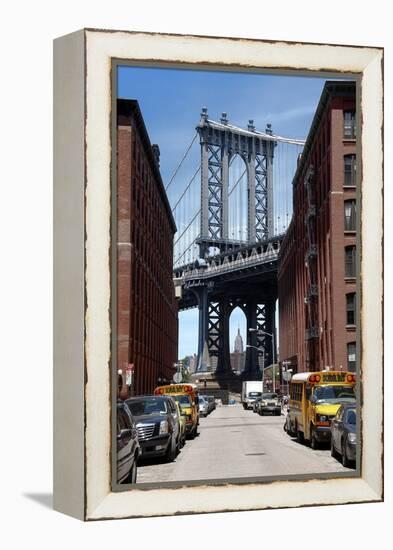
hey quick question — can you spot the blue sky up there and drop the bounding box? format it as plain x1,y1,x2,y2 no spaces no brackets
118,66,328,359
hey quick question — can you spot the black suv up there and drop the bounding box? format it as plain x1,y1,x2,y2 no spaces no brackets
117,401,140,484
126,395,181,462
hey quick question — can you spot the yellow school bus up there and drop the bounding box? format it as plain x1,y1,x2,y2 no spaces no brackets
286,371,356,449
154,384,199,439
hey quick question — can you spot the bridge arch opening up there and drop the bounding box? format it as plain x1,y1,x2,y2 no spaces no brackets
178,308,199,373
228,154,248,244
229,306,247,374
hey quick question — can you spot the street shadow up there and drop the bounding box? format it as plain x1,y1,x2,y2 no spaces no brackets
23,492,53,509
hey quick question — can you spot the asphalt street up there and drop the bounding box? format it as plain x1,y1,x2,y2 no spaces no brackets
136,402,351,484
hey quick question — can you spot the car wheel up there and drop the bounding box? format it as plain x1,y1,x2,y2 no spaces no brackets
295,422,304,443
296,429,304,443
342,438,350,468
166,436,177,462
287,418,296,437
310,426,318,450
127,459,137,484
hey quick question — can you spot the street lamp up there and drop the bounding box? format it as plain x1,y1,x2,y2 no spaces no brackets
281,360,293,397
249,328,277,391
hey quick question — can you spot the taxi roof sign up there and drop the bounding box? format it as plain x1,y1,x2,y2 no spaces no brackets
154,384,196,395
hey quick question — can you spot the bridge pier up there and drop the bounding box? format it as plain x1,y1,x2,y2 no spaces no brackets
215,296,231,375
192,285,211,372
244,301,259,377
193,285,232,374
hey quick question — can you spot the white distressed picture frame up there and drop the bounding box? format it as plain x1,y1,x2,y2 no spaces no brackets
53,29,383,521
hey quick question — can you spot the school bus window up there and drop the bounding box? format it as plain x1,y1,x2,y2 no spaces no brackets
172,394,192,409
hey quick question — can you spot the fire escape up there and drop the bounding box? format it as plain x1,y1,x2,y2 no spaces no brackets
304,165,319,369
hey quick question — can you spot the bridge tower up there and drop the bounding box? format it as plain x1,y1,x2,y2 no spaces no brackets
197,108,275,256
194,109,277,378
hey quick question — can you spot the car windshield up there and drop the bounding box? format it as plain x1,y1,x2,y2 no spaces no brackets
249,392,262,397
345,409,356,425
127,398,167,416
173,395,192,408
313,385,355,403
262,393,278,399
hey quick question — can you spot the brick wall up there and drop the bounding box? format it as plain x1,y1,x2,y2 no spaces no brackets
278,82,357,373
117,99,178,396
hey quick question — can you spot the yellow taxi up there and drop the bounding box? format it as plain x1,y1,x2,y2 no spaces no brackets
285,371,356,449
154,384,199,439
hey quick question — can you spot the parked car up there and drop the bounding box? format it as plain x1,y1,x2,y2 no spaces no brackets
117,401,140,484
252,396,262,413
175,401,187,447
258,393,282,416
198,396,209,417
206,395,216,413
330,403,357,467
200,395,211,414
125,395,180,462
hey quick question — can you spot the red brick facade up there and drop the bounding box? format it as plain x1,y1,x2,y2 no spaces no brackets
278,82,357,374
117,99,178,396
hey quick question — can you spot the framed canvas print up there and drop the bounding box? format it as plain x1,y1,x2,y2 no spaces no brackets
53,29,383,520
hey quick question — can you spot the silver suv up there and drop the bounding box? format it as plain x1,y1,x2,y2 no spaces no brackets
258,393,281,416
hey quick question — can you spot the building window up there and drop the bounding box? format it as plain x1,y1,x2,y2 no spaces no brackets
347,342,356,372
345,245,356,278
344,154,356,186
344,110,356,139
346,293,356,325
344,199,356,230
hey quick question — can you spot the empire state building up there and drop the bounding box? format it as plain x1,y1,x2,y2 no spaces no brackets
231,328,245,373
234,328,244,353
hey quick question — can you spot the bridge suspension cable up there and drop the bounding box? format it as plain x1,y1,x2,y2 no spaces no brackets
174,208,201,247
171,165,201,212
165,132,198,191
228,168,247,198
174,239,200,267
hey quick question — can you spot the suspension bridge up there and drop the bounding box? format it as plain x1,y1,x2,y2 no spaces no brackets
167,108,305,379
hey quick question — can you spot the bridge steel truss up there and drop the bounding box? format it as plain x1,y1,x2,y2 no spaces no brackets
188,110,278,376
175,237,282,377
197,109,276,257
189,287,276,377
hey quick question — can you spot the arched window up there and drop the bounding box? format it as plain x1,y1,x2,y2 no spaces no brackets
344,154,356,186
347,342,356,372
343,111,356,139
345,245,356,278
346,293,356,325
344,199,356,231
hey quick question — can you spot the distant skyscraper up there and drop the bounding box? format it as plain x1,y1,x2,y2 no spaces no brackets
234,327,244,353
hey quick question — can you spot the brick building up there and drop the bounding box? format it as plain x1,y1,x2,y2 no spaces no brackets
278,81,357,374
117,99,178,397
